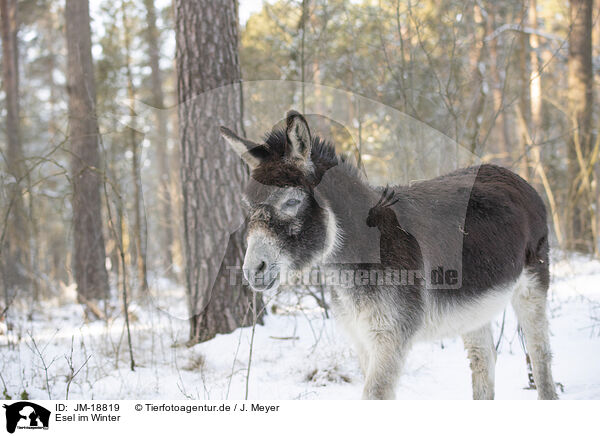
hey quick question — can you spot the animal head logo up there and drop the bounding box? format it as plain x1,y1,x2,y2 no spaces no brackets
2,402,50,433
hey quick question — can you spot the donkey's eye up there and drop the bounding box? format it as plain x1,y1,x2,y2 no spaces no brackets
283,198,301,208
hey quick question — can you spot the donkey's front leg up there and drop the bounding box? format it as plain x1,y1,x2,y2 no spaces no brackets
362,332,409,400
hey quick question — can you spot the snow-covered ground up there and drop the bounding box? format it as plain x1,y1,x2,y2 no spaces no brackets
1,252,599,400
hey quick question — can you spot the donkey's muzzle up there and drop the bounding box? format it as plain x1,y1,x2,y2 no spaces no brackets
242,259,280,291
242,233,281,292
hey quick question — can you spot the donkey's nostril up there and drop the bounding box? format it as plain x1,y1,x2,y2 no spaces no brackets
257,261,267,273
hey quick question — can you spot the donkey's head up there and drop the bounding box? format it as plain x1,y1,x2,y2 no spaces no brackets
221,111,339,292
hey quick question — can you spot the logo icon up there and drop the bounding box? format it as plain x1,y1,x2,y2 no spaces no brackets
2,402,50,433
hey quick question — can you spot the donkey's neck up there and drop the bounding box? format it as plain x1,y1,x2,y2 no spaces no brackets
315,164,383,266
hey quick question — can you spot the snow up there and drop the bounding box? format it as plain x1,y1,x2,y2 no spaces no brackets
1,252,599,400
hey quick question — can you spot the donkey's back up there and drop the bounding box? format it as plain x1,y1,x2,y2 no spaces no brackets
397,163,549,297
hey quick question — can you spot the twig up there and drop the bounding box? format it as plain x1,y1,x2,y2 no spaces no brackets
225,301,252,399
242,290,276,400
245,291,258,400
495,309,506,351
64,336,92,400
102,161,135,371
28,334,58,400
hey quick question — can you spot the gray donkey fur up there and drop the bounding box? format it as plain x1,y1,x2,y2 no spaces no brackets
220,111,558,400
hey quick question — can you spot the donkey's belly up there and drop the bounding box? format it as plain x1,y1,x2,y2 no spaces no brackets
414,271,532,341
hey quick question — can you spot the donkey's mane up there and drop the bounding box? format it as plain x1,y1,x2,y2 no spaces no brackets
264,128,364,180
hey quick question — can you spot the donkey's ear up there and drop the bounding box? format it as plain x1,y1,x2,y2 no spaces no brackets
220,126,269,169
285,110,312,164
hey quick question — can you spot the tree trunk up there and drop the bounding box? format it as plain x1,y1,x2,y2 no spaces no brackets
466,2,486,154
65,0,110,304
0,0,29,299
567,0,595,252
528,0,542,137
487,4,511,163
122,0,148,293
143,0,175,272
175,0,264,344
516,2,531,179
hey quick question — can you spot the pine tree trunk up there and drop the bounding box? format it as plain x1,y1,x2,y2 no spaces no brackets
526,0,564,247
467,3,486,154
143,0,175,272
175,0,264,343
122,0,148,293
0,0,29,298
516,2,531,180
528,0,542,135
487,4,511,163
567,0,595,252
65,0,110,304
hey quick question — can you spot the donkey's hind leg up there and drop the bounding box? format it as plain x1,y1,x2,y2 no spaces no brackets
511,271,558,400
462,323,496,400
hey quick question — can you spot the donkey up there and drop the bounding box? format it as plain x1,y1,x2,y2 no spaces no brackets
220,110,558,400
